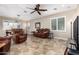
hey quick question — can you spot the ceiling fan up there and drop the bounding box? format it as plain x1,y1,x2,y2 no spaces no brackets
26,4,47,15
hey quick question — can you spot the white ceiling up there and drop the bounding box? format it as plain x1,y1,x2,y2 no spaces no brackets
0,4,77,20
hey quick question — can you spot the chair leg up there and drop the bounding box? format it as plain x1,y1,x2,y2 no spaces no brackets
64,47,69,55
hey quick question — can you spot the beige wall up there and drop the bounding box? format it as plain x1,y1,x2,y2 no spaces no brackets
30,8,78,40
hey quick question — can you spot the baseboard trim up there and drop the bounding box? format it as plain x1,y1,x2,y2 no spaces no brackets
54,37,68,40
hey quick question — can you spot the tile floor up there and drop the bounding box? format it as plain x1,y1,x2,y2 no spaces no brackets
8,35,67,55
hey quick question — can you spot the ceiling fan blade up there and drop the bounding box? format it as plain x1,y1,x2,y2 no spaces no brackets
26,7,34,10
37,11,41,15
36,4,40,9
31,11,36,14
39,9,47,11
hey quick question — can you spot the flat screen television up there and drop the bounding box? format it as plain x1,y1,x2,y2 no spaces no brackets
73,16,79,50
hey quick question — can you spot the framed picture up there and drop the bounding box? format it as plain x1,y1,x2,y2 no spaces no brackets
35,22,41,29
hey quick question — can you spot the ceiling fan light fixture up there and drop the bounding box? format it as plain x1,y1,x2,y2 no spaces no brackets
27,4,47,15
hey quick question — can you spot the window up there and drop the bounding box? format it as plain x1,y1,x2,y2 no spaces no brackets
3,21,20,30
51,19,56,30
51,17,65,31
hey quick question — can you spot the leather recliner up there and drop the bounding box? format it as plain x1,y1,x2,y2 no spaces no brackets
33,28,50,38
12,29,27,44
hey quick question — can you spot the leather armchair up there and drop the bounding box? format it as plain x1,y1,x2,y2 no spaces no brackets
0,36,11,55
12,29,27,44
33,28,50,38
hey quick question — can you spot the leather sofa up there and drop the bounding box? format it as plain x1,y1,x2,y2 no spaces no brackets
0,36,11,55
12,29,27,44
33,28,50,38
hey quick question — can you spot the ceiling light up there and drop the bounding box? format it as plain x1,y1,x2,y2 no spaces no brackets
67,6,71,8
53,8,57,10
61,5,65,7
17,15,20,16
24,11,27,13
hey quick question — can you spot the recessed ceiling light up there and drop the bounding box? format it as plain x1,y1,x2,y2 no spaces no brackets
61,5,65,7
24,11,27,13
17,15,20,16
53,8,57,10
67,6,71,8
